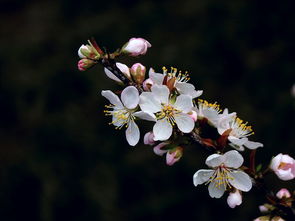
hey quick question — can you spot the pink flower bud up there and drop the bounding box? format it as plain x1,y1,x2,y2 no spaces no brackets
142,78,154,91
276,188,291,199
77,59,95,71
166,147,183,166
153,142,169,156
227,190,242,208
188,110,198,122
122,38,151,56
144,132,155,145
270,153,295,181
130,63,146,84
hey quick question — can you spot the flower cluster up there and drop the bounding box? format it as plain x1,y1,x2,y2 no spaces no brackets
76,37,295,220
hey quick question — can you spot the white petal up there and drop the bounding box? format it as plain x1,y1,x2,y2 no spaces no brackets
228,136,248,146
174,113,195,133
190,90,203,98
133,111,156,122
193,169,214,186
153,119,173,141
244,140,263,149
173,95,193,113
208,181,225,198
149,72,164,85
104,68,123,83
125,121,140,146
112,115,125,127
175,82,195,94
121,86,139,109
139,92,162,113
151,85,170,104
101,90,123,108
229,171,252,192
205,154,224,168
223,150,244,169
116,62,131,78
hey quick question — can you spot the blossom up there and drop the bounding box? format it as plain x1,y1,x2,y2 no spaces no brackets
276,188,291,199
227,189,242,208
270,154,295,181
139,84,195,141
101,86,149,146
193,150,252,198
148,67,203,98
217,114,263,151
195,99,223,127
122,38,151,56
104,62,131,83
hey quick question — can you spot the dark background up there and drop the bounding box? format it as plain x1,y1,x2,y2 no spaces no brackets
1,0,294,220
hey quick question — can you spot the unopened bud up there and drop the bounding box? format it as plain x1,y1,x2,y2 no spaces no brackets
130,63,146,84
78,59,95,71
122,38,151,56
166,147,183,166
227,190,242,208
276,188,291,199
144,132,155,145
78,44,100,60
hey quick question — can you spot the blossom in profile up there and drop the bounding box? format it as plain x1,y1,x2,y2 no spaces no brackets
217,114,263,151
153,142,183,166
139,84,195,141
193,150,252,198
122,38,151,56
270,154,295,181
102,86,150,146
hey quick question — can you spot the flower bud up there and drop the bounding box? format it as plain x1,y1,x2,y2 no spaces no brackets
153,142,169,156
78,44,100,59
166,147,183,166
144,132,155,145
227,190,242,208
77,59,95,71
130,63,146,84
270,153,295,181
104,62,131,83
276,188,291,199
259,205,269,213
142,78,154,91
122,38,151,56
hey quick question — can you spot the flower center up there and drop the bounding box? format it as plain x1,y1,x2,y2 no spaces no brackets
156,104,180,125
207,165,234,190
162,66,190,83
278,162,292,170
104,105,134,129
198,99,222,113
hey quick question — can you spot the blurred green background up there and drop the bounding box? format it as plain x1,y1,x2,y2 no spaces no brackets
1,0,294,220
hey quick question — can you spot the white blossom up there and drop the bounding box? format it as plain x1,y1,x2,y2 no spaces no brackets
138,84,195,141
270,154,295,181
193,150,252,198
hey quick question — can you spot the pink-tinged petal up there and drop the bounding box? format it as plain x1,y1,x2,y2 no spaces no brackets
227,190,242,208
104,68,123,83
228,171,252,192
142,78,154,91
174,113,195,133
270,154,283,171
143,132,155,145
151,85,170,104
173,95,193,113
244,140,263,149
133,111,156,122
208,181,226,198
223,150,244,169
193,169,214,186
121,86,139,109
101,90,123,108
139,92,162,113
188,110,198,122
153,119,173,141
153,142,168,156
205,154,224,168
125,121,140,146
